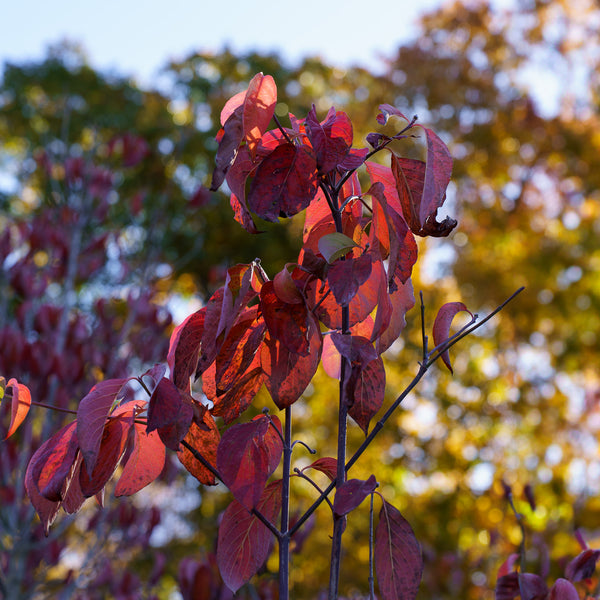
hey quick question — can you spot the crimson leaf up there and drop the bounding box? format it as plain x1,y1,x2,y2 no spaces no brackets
216,415,283,509
247,142,318,221
217,480,282,592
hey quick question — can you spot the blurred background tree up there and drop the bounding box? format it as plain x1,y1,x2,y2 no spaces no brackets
2,0,600,598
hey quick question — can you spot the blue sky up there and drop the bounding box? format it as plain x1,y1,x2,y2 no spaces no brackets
1,0,442,85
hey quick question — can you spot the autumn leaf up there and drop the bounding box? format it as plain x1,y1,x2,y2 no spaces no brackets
302,457,338,482
248,142,318,221
177,414,220,486
375,499,423,600
3,377,32,439
217,480,282,592
348,357,386,434
432,302,473,373
77,378,129,476
115,422,165,497
216,415,283,509
333,475,377,516
305,105,352,173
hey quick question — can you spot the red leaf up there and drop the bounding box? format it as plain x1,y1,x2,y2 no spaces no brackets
196,287,225,377
248,143,318,221
348,357,386,434
305,105,352,173
261,316,322,409
216,415,283,509
273,264,304,304
25,421,78,504
375,500,423,600
79,413,130,497
217,480,282,592
77,378,128,475
217,262,263,341
548,578,579,600
432,302,473,373
327,253,373,305
115,423,166,497
4,377,31,439
177,413,220,486
302,457,338,481
376,278,415,355
333,475,377,516
260,280,310,356
215,309,266,393
565,548,600,582
168,307,205,391
244,73,277,159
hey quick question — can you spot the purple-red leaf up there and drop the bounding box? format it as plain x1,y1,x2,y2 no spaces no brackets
79,412,130,497
548,578,579,600
333,475,377,516
211,106,244,191
217,480,282,592
77,378,128,476
248,142,318,221
565,548,600,582
327,253,372,306
216,415,283,509
432,302,473,373
376,278,415,355
147,377,193,451
518,573,548,600
375,500,423,600
305,105,352,173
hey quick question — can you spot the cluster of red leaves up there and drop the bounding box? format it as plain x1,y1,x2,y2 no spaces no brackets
15,72,467,600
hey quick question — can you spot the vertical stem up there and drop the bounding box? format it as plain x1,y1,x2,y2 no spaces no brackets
328,303,350,600
279,406,293,600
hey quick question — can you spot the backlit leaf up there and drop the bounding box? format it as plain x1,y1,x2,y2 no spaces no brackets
305,105,352,173
243,73,277,159
548,579,579,600
115,423,165,497
432,302,473,373
177,413,220,486
327,253,372,305
4,377,32,439
168,307,205,391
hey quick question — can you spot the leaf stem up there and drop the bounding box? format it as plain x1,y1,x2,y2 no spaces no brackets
279,406,293,600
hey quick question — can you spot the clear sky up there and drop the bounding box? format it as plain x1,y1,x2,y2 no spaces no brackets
1,0,442,86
